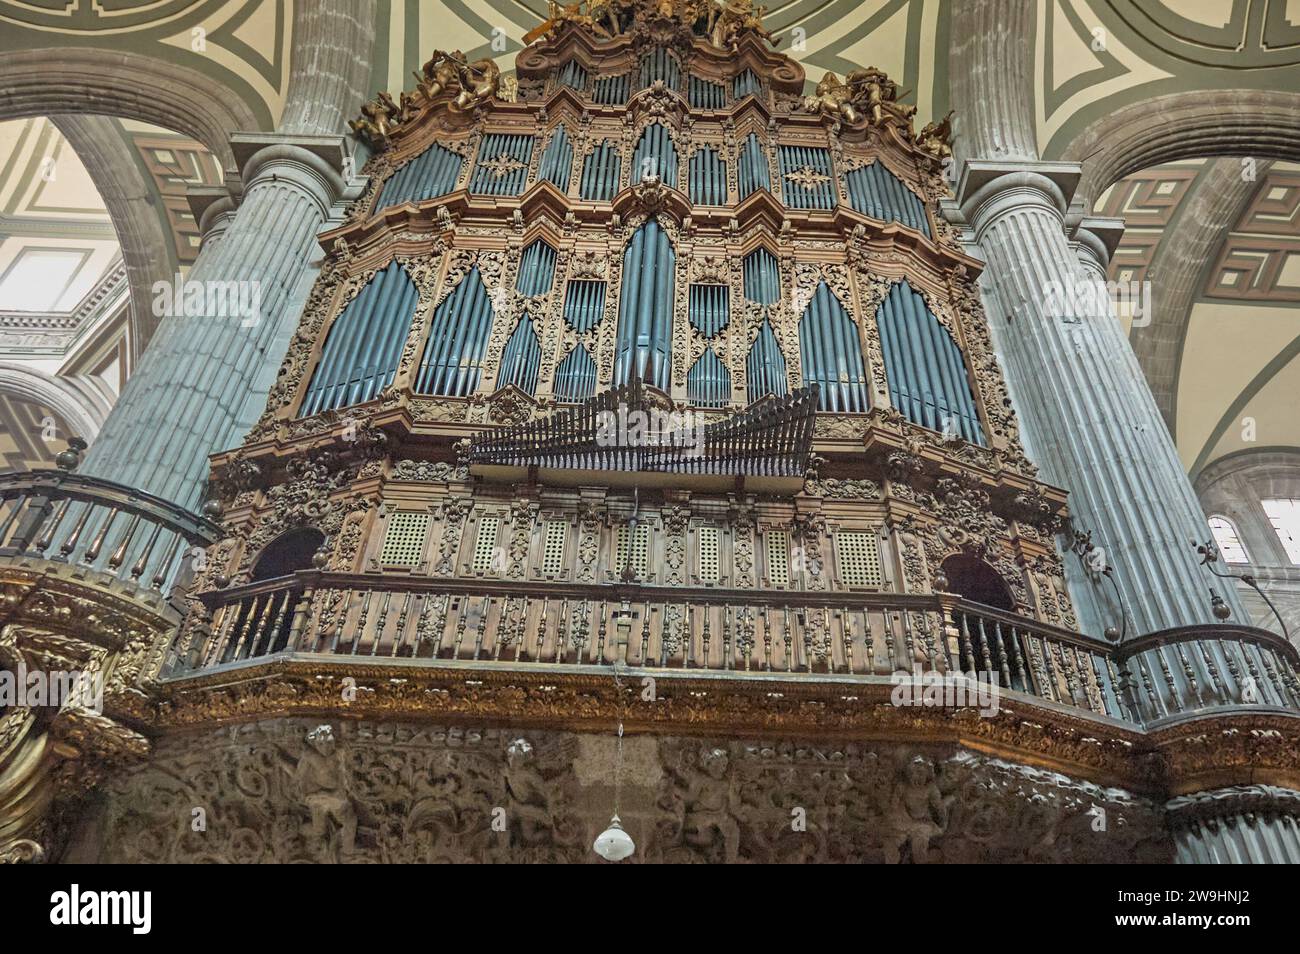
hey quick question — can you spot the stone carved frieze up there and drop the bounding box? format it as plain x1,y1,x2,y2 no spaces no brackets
78,718,1170,864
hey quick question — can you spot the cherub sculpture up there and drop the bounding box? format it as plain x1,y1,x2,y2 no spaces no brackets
917,110,954,162
416,49,465,99
281,724,358,861
880,755,954,863
452,56,504,111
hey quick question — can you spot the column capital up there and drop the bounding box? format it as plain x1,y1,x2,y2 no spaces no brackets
1071,215,1125,277
956,159,1083,233
186,133,363,246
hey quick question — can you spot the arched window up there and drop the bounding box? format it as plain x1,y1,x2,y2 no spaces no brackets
944,554,1029,691
300,261,417,416
376,142,463,209
496,315,541,395
798,281,867,412
613,219,675,390
251,528,325,581
876,280,984,445
415,267,494,397
1262,499,1300,564
632,123,678,185
1208,515,1250,564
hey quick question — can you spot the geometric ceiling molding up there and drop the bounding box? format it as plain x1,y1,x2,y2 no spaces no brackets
0,47,262,172
1115,0,1300,69
1101,159,1267,436
0,0,286,145
1204,168,1300,303
1042,0,1300,164
1041,0,1127,119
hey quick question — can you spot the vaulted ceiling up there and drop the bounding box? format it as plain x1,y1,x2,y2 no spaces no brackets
0,0,1297,483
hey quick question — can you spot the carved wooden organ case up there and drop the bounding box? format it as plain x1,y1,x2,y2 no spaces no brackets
192,3,1081,674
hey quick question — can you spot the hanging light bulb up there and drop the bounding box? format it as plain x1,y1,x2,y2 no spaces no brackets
593,668,635,861
593,814,635,861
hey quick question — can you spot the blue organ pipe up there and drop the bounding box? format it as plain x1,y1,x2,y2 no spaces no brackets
563,279,605,331
653,220,672,385
312,266,379,413
688,348,730,406
688,284,729,338
593,74,628,104
689,147,726,205
538,127,573,189
470,134,534,196
497,314,541,395
743,247,779,304
377,143,463,209
581,142,619,200
633,124,677,185
301,262,418,415
324,265,386,410
617,225,645,383
640,48,680,89
416,268,493,396
517,241,557,295
877,281,984,444
554,346,597,401
558,60,588,90
615,220,673,389
908,283,942,427
345,265,395,406
738,133,770,199
733,69,760,99
689,77,725,108
898,286,930,425
746,316,787,398
800,282,866,412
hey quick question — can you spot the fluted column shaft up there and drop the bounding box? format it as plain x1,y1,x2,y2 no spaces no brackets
962,163,1245,637
79,144,345,510
1168,787,1300,863
76,0,376,511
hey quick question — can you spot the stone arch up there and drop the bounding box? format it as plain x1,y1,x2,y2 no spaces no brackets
1052,89,1300,441
0,364,115,445
52,115,181,357
1056,89,1300,203
0,48,264,173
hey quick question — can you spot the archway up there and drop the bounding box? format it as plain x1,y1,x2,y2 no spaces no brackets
941,554,1014,611
251,528,325,581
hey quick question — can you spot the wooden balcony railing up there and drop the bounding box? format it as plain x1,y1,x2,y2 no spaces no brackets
0,469,221,601
165,571,1170,723
1116,625,1300,724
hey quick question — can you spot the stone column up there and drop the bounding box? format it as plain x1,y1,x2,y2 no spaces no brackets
958,160,1246,637
76,0,376,511
1167,787,1300,863
78,138,352,511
